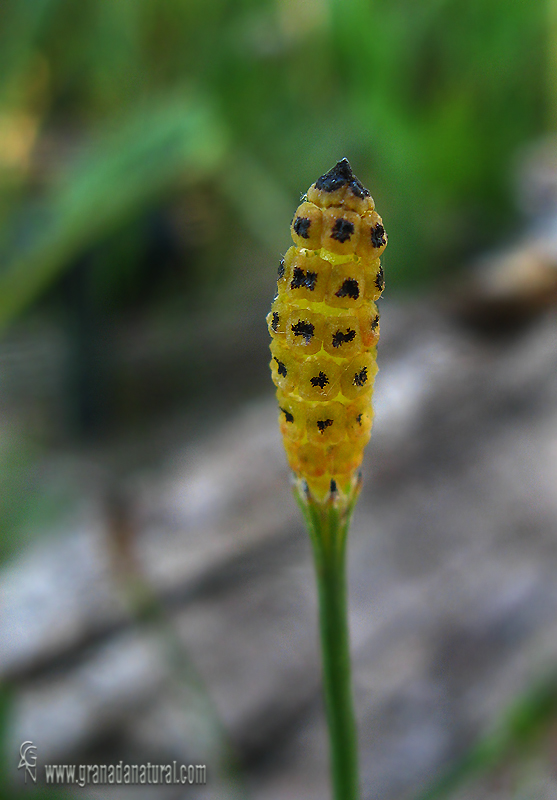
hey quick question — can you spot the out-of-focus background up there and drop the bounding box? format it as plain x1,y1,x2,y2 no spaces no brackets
2,1,557,798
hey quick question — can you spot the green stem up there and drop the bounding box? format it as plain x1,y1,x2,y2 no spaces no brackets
295,483,360,800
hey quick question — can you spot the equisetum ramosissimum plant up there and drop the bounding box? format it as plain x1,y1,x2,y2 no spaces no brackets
267,158,387,800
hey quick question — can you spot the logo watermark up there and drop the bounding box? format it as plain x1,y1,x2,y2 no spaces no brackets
18,741,37,784
18,742,206,787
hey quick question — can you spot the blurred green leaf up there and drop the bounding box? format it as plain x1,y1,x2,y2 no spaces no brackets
0,94,228,332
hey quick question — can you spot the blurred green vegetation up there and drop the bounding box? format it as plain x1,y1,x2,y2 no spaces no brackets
0,0,551,332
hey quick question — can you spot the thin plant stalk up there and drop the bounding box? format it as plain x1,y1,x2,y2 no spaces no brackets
295,480,362,800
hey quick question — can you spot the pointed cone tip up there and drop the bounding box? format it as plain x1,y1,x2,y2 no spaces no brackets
314,158,370,199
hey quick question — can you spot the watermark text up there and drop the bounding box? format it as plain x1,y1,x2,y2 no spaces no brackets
18,743,206,788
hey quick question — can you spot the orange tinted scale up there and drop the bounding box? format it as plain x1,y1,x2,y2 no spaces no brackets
346,403,373,442
297,442,328,477
330,441,364,476
276,390,305,441
358,305,380,348
362,258,384,303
